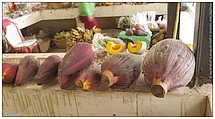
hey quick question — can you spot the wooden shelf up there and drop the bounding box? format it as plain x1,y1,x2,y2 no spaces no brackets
94,4,167,17
11,3,167,29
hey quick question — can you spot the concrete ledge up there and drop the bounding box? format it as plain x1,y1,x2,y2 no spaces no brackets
3,82,212,116
2,53,212,116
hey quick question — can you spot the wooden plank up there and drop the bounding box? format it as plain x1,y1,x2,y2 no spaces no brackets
190,3,213,87
166,3,181,39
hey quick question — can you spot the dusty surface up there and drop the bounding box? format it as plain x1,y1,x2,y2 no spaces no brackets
3,81,212,116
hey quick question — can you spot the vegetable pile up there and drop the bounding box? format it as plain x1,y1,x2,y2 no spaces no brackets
54,27,101,51
93,33,148,55
66,28,93,50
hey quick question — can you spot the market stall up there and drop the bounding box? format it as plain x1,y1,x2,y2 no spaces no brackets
2,2,212,117
3,2,167,53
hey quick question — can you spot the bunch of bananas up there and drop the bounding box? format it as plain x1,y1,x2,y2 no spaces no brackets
66,27,101,51
151,29,166,46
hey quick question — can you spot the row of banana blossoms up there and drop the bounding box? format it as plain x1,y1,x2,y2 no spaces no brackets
3,42,140,91
3,39,195,98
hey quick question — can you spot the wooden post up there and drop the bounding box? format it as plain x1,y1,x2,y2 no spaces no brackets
166,3,181,39
173,3,181,39
188,3,213,87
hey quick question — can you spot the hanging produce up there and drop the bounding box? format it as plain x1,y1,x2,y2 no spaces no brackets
3,63,18,84
101,54,141,89
143,39,195,98
58,42,95,89
36,55,61,85
15,56,40,86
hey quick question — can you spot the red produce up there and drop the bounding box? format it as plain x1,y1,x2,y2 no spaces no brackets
3,63,18,84
36,55,61,85
143,39,195,98
101,54,141,89
58,42,95,89
58,67,76,89
75,66,101,91
62,42,95,75
126,29,134,36
15,56,39,86
133,30,148,36
133,24,145,31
